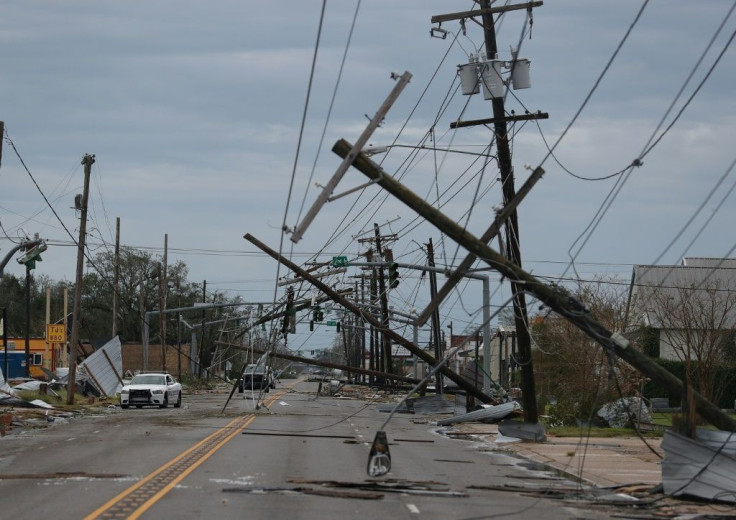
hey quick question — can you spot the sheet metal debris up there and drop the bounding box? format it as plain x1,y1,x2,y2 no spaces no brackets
0,367,16,401
436,401,520,426
662,429,736,503
78,336,124,397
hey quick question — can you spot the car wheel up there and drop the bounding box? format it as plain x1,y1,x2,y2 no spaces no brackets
159,393,168,409
121,404,130,409
174,391,182,408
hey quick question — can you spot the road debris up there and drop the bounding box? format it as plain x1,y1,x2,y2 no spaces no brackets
222,486,384,500
436,401,521,426
288,478,468,497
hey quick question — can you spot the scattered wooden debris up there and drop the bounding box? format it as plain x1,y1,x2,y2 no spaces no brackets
288,478,468,497
222,486,383,500
0,472,129,480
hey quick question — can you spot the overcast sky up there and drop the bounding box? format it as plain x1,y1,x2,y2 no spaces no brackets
2,1,735,344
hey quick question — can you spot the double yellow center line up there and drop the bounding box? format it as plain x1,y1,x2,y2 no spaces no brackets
86,390,286,520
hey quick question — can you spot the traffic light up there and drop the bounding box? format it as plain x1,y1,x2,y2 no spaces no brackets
388,262,399,289
313,305,324,322
288,309,296,334
283,287,295,335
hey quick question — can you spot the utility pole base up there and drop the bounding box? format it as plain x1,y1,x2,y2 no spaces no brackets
498,419,547,442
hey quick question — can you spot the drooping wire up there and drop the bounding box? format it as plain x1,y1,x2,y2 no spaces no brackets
561,0,735,280
273,0,328,344
536,0,651,172
292,0,362,233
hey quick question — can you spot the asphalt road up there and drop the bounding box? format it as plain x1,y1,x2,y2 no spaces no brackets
0,380,612,519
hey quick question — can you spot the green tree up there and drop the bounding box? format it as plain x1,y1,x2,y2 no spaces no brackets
0,272,62,337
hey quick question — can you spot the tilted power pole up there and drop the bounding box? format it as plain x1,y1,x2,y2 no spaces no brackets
332,138,736,432
67,153,94,405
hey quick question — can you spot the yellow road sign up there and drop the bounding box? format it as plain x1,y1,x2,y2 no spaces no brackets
47,324,66,343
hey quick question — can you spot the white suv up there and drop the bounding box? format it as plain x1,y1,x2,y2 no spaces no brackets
120,373,182,409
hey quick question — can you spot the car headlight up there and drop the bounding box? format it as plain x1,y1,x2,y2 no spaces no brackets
151,389,164,394
121,389,129,394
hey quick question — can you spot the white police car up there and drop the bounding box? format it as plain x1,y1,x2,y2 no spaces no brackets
120,373,182,409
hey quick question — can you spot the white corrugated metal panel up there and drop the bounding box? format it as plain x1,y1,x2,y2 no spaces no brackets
79,336,123,396
0,367,16,400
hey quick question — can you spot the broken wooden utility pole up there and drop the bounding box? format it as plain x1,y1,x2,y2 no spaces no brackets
112,217,120,338
67,153,94,405
331,138,736,432
290,71,412,243
159,234,168,373
244,233,493,403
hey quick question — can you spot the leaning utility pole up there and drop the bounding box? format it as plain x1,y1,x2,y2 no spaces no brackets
332,138,736,432
24,263,31,377
112,217,120,337
199,280,207,378
159,234,168,372
67,153,94,405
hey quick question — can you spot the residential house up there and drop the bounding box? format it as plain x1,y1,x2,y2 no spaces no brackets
625,257,736,361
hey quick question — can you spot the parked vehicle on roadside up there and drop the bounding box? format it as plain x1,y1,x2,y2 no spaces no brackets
120,373,182,409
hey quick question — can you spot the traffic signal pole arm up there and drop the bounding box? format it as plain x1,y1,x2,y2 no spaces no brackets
332,137,736,432
0,238,43,277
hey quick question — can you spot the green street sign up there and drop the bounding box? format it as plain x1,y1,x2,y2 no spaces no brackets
331,256,349,267
325,321,337,326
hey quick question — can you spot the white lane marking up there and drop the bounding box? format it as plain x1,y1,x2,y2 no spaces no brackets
407,504,420,514
66,438,76,442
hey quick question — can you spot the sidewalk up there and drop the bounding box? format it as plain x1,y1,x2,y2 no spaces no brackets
449,423,664,488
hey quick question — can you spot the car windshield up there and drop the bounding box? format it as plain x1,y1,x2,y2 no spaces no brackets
245,365,266,374
130,374,166,385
